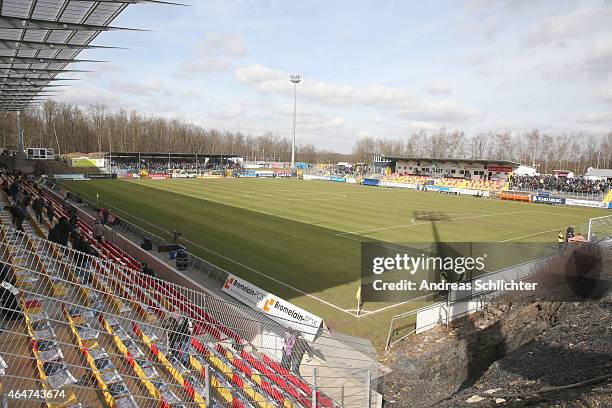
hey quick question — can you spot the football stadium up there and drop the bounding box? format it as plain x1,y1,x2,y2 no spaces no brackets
0,1,611,408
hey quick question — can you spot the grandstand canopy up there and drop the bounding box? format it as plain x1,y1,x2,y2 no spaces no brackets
378,156,523,167
104,152,241,161
0,0,183,112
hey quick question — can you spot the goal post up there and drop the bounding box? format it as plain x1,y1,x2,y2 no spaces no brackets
587,215,612,242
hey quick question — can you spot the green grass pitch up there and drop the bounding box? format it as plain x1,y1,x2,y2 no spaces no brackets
59,178,608,349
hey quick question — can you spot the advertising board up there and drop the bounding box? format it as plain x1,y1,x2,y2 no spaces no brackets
222,274,323,341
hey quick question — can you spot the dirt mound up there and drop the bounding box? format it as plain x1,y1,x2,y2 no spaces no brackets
383,244,611,407
435,300,611,407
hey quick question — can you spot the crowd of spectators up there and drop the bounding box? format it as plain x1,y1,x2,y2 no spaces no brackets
111,159,239,174
509,174,611,194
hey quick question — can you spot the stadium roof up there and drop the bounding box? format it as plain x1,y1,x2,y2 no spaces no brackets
379,156,524,167
0,0,184,111
584,168,612,178
103,151,241,159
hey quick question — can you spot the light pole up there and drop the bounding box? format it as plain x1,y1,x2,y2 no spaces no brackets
290,74,301,169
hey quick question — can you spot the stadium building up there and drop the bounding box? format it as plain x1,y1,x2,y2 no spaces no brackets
375,156,536,180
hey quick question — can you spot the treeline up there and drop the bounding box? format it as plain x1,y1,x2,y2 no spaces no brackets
0,100,610,174
0,100,349,163
352,130,612,174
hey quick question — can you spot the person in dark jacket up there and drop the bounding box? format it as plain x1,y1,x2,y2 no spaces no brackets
48,224,60,244
5,205,25,231
56,217,71,246
32,197,44,223
71,233,97,281
46,200,55,224
9,180,19,203
168,317,193,365
69,213,79,233
141,262,156,277
20,191,31,209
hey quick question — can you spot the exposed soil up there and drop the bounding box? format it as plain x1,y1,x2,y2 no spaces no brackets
382,245,611,408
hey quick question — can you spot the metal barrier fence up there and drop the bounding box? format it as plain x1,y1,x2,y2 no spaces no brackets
385,249,557,351
588,215,612,241
0,223,372,407
507,186,606,201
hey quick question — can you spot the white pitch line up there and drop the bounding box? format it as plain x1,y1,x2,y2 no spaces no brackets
91,196,358,317
499,227,566,242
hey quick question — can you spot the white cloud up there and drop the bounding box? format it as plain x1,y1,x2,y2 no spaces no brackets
580,111,612,124
425,82,451,95
405,99,483,122
235,65,413,107
236,64,481,124
56,85,120,106
408,120,437,131
209,103,246,120
521,6,612,48
109,79,165,96
180,58,233,75
583,43,612,76
197,32,247,57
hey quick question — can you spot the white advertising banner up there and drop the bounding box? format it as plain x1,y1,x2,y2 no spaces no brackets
303,174,329,181
565,198,607,208
379,181,418,189
222,274,323,341
448,188,491,197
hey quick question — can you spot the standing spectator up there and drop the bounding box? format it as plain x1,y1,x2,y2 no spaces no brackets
281,331,296,371
9,180,19,203
46,200,55,224
48,223,60,244
6,205,25,232
20,190,31,209
566,226,575,242
93,220,104,243
107,210,117,226
69,212,79,233
167,317,193,365
171,230,182,244
56,217,71,246
32,197,44,224
102,208,110,225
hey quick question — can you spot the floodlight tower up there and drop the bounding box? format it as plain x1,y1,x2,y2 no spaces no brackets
290,74,301,169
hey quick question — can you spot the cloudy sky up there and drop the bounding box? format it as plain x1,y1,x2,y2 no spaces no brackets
56,0,612,153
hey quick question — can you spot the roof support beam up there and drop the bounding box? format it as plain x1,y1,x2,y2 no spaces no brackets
0,68,90,74
0,56,104,64
0,16,145,32
0,76,79,82
0,39,121,51
0,84,68,89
